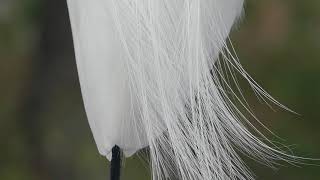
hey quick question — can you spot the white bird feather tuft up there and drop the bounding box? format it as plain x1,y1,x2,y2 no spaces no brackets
67,0,301,179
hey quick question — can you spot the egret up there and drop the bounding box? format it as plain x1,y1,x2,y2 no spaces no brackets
67,0,298,179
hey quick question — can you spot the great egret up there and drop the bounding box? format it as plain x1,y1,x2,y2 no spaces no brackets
67,0,298,179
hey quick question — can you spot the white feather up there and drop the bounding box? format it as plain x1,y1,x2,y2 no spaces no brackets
67,0,149,159
67,0,299,179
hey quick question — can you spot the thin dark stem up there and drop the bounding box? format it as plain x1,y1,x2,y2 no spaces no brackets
110,146,121,180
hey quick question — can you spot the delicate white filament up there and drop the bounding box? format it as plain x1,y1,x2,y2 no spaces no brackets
67,0,300,179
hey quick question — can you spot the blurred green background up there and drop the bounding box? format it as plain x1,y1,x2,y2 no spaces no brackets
1,0,319,179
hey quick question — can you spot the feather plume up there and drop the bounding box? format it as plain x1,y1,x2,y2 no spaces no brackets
67,0,300,179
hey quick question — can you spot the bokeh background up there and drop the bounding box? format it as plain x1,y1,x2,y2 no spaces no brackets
1,0,320,179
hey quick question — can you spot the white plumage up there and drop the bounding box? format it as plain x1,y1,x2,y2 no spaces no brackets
67,0,298,179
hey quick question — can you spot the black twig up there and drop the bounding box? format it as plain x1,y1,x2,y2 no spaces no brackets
110,146,121,180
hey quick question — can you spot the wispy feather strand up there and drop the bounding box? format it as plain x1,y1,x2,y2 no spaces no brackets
108,0,299,179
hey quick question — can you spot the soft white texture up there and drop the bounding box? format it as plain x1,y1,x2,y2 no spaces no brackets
67,0,148,160
67,0,299,179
